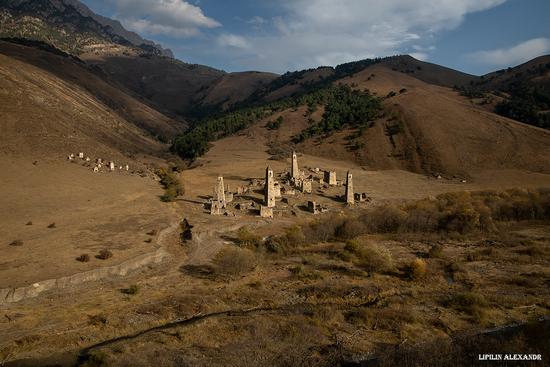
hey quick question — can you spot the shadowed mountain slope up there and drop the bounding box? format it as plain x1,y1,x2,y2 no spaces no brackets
0,40,183,159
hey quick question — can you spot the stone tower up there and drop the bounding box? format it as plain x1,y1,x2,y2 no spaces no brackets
291,151,299,179
265,166,276,208
345,171,354,205
213,175,226,208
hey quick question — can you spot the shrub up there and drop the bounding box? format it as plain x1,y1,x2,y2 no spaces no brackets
344,239,360,254
157,168,184,202
354,242,394,274
76,254,90,262
266,116,284,130
446,291,488,324
9,240,23,246
428,244,443,258
88,314,107,326
302,215,344,243
264,236,285,254
289,265,322,280
236,226,263,247
285,225,305,245
121,285,139,295
213,247,257,276
96,249,113,260
26,221,33,226
364,206,407,233
146,229,158,236
85,350,109,366
335,218,365,239
406,258,427,280
47,222,56,228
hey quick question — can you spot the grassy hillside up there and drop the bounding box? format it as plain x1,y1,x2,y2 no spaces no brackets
0,40,182,159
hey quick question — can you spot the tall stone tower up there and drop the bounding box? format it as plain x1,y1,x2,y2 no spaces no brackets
265,166,276,208
291,151,299,179
345,171,354,205
213,175,226,208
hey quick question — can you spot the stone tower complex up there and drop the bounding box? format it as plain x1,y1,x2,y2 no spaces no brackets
265,166,276,208
214,176,226,208
291,151,299,179
345,171,354,205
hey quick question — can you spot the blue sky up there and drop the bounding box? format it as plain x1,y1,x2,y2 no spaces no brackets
81,0,550,75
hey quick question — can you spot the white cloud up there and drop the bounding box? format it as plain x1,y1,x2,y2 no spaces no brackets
107,0,220,37
466,38,550,67
217,34,251,49
410,52,429,61
211,0,508,72
247,16,267,27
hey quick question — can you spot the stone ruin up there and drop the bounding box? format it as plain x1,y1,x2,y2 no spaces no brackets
265,166,276,208
205,151,369,219
260,205,274,219
354,192,370,203
308,201,328,215
68,152,130,174
291,150,300,180
345,171,354,205
324,171,337,186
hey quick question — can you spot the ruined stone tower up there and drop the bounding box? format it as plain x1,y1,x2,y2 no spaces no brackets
324,171,337,186
265,166,276,208
213,175,226,208
345,171,354,205
291,151,299,179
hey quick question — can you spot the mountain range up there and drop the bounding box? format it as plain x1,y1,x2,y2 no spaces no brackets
1,0,549,177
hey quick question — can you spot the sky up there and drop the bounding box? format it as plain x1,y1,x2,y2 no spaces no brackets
81,0,550,75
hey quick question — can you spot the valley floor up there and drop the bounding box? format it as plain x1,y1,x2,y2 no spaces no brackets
1,136,549,366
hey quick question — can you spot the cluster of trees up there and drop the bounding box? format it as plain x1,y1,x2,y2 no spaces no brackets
266,116,284,130
495,82,550,129
293,85,382,142
172,84,382,160
171,85,344,160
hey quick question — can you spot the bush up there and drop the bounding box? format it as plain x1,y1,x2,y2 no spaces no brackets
157,168,184,202
47,222,56,228
354,242,394,274
284,225,305,245
121,285,139,295
406,258,427,280
364,206,407,233
213,247,257,276
236,226,263,248
428,244,443,258
76,254,90,262
96,249,113,260
9,239,23,246
88,314,107,326
266,116,284,130
344,239,360,254
289,265,323,280
302,215,344,243
335,218,365,239
446,291,488,324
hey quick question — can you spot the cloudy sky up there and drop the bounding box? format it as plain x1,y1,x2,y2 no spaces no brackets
81,0,550,75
